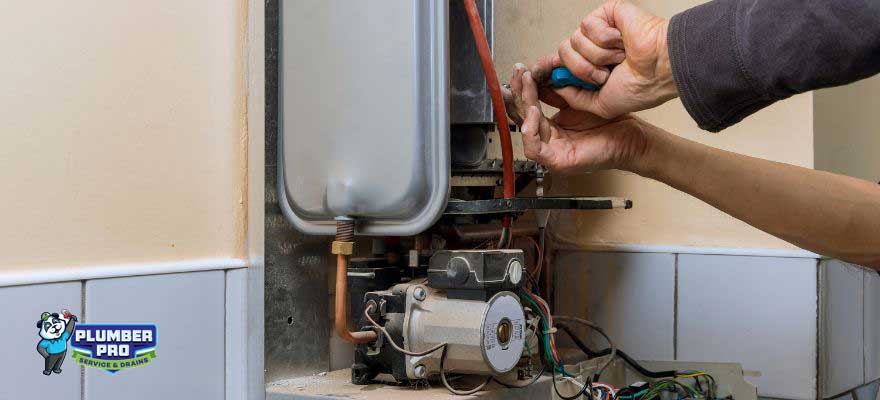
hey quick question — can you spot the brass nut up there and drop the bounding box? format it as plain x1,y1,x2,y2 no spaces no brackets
331,241,354,255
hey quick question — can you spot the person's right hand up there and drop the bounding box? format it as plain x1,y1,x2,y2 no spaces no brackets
532,0,678,119
505,63,654,176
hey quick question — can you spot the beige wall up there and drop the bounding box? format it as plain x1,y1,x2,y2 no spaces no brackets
496,0,812,249
0,1,248,271
815,75,880,183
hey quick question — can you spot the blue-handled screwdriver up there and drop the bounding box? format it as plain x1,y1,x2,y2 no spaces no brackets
551,66,616,91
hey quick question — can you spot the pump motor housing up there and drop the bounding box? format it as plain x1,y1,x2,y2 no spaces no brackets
352,250,527,384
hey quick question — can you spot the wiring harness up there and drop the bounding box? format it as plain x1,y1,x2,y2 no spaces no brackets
512,288,720,400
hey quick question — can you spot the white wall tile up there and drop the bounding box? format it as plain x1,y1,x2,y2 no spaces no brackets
821,260,866,397
865,270,880,383
84,271,225,400
0,282,82,400
854,380,879,400
554,251,675,360
678,255,817,399
227,269,248,400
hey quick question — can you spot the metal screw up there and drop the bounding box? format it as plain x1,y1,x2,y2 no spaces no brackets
414,364,427,378
413,286,427,301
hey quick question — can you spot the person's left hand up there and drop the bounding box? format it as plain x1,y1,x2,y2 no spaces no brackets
504,63,652,175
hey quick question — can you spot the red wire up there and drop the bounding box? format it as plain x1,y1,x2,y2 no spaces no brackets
463,0,516,229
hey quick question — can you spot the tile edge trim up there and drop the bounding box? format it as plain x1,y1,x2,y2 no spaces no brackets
0,258,248,287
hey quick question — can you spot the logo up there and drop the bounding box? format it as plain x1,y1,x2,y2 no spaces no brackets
36,309,78,376
71,324,157,373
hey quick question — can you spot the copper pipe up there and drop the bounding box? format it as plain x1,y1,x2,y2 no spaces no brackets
335,253,377,344
333,219,377,344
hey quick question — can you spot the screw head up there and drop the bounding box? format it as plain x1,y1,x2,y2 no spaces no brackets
414,364,427,378
413,286,427,301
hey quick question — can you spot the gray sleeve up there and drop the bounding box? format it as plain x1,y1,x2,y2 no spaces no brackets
668,0,880,132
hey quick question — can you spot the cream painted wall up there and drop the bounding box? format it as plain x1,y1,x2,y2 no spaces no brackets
495,0,812,249
815,75,880,184
0,1,248,271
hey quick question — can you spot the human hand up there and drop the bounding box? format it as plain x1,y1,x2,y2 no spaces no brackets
505,63,653,175
532,0,677,119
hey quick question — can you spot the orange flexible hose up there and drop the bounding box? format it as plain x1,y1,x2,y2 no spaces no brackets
463,0,515,229
336,253,378,344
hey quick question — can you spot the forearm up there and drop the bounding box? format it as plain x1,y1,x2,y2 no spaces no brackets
634,126,880,269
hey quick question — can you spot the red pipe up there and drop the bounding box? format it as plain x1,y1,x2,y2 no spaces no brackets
463,0,515,229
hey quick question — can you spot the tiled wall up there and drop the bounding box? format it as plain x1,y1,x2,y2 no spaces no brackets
677,254,818,399
0,282,83,400
554,252,676,361
865,270,880,384
821,260,880,398
556,251,880,400
0,269,246,400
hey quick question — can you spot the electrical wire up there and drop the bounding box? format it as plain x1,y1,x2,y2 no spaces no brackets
555,323,676,379
676,370,716,399
515,235,543,282
551,363,593,400
638,379,698,400
555,323,717,398
561,376,617,400
522,290,561,363
439,346,492,395
492,361,546,388
498,225,512,249
552,316,617,382
614,388,647,400
593,382,618,397
363,303,447,357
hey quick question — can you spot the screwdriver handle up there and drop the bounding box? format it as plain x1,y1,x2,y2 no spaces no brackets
551,67,601,91
550,65,617,91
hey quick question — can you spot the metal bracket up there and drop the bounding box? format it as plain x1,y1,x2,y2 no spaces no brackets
443,197,632,215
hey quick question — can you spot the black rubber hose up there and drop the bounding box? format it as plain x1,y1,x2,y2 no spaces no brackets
555,323,676,379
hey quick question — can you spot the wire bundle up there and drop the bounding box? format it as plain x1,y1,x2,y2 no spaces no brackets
516,289,619,399
520,292,719,400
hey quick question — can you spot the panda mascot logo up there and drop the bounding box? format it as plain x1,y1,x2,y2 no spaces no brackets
36,309,78,376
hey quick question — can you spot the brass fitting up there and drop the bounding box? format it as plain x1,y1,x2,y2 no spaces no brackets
331,241,354,255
